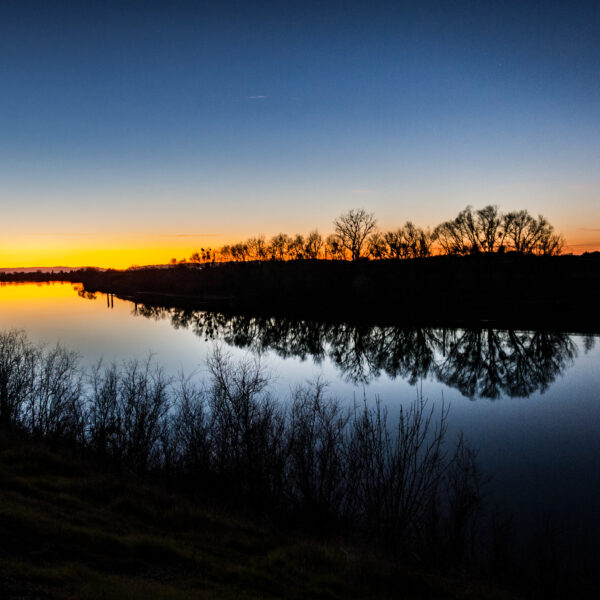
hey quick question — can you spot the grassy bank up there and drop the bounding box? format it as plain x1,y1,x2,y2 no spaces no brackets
0,437,518,600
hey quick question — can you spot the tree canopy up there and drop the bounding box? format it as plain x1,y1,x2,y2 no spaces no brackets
182,205,564,264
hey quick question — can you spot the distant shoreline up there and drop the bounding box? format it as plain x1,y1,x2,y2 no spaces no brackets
2,254,600,332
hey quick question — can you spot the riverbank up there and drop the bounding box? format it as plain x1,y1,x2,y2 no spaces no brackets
2,436,521,600
1,327,597,598
3,254,599,331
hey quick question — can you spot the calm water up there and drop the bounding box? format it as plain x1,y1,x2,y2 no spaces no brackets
2,281,600,546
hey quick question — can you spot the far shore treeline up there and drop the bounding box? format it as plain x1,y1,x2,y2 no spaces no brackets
174,205,565,265
2,205,599,330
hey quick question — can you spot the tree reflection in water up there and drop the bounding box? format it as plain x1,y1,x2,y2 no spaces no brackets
131,303,577,399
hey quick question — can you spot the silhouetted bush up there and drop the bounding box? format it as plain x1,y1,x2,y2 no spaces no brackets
205,347,287,504
286,379,350,526
0,329,487,568
26,344,84,443
0,331,84,443
0,330,39,429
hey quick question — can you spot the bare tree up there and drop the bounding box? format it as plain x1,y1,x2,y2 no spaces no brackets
246,236,268,261
475,205,506,254
503,210,564,255
333,209,377,261
219,245,232,262
403,222,435,258
268,233,292,261
325,234,347,260
537,231,564,256
288,234,306,260
370,223,435,260
434,207,480,255
368,232,388,259
230,242,249,262
0,330,39,429
303,230,323,259
433,205,564,256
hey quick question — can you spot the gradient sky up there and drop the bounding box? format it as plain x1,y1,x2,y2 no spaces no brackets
1,0,599,267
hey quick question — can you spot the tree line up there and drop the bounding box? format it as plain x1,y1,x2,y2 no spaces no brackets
176,205,564,264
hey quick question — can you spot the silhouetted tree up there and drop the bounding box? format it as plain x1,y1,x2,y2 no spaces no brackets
503,210,564,255
433,205,564,256
367,232,387,259
219,245,232,262
334,208,377,260
325,233,346,260
434,206,480,255
205,204,563,264
304,230,323,259
371,223,435,259
475,205,506,253
288,234,306,260
268,233,292,261
246,236,268,261
230,242,249,262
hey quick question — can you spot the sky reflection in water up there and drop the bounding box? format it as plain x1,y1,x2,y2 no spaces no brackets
1,281,599,542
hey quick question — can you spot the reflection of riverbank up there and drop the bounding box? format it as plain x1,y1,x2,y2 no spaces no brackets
126,301,584,399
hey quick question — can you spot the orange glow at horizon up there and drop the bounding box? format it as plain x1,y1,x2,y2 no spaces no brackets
0,234,231,270
1,229,599,270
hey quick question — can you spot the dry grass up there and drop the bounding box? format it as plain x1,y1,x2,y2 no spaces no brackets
0,439,520,600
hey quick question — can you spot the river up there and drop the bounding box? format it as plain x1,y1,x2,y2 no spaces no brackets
2,280,599,559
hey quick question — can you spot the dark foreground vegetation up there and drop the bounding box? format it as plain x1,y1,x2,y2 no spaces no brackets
1,438,518,600
1,330,598,598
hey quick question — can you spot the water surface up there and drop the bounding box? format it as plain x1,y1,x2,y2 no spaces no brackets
2,281,599,550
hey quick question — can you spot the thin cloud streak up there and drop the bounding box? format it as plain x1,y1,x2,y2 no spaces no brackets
169,233,221,238
25,232,221,238
565,242,600,249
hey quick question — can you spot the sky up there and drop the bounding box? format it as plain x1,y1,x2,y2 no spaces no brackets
1,0,599,268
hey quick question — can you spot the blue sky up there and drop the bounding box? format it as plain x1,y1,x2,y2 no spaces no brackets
1,1,599,265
